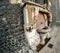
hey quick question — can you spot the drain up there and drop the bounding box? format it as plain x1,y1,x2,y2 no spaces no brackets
48,43,53,49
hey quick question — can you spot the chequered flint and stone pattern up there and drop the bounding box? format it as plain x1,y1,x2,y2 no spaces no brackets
0,1,30,53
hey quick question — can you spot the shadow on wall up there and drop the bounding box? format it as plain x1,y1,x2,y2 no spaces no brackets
0,0,27,53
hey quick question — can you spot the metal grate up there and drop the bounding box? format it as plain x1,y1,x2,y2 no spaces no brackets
48,43,53,49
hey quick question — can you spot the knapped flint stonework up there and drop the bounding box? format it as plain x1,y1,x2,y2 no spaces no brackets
0,1,30,53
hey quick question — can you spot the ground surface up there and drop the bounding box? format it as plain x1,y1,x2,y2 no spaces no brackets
39,26,60,53
18,25,60,53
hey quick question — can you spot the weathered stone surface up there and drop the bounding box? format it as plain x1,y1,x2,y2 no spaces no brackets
0,0,60,53
0,1,30,53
